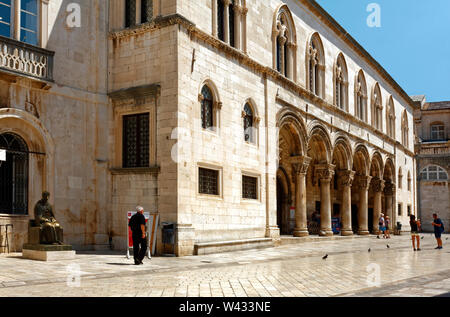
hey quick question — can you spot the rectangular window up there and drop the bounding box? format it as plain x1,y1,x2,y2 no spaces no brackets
431,125,445,140
242,175,258,200
407,205,411,217
398,203,402,216
199,168,219,196
20,0,38,45
122,113,149,168
0,0,12,38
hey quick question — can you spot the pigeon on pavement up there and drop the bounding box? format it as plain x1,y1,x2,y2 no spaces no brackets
322,254,328,260
387,245,390,248
368,248,371,252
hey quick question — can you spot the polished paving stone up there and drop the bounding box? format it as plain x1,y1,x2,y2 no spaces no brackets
0,233,449,297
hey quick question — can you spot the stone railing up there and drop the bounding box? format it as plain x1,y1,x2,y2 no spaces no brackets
0,35,54,81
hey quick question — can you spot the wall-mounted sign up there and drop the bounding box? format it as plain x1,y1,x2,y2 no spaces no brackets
0,149,5,161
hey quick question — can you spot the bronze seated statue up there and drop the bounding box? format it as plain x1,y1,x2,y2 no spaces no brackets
29,191,64,245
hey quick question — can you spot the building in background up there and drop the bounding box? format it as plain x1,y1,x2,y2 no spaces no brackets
413,96,449,233
1,0,418,256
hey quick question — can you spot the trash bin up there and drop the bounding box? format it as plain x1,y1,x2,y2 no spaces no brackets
395,222,402,235
161,222,176,256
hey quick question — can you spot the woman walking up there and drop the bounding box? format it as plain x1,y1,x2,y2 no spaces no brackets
410,215,421,251
385,216,391,239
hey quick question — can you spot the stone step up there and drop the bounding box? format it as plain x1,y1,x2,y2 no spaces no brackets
194,238,274,255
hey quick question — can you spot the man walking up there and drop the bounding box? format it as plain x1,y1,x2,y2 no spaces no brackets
129,206,148,264
432,213,444,250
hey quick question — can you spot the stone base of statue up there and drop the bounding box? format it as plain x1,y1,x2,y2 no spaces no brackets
23,219,75,261
22,244,76,261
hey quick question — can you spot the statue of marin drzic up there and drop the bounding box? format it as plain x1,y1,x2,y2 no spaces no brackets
34,191,64,245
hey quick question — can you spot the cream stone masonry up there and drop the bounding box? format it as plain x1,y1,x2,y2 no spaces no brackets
1,1,419,256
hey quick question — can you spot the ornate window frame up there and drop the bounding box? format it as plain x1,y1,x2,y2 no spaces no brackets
199,80,222,134
213,0,247,51
242,99,260,145
401,110,409,148
334,53,348,111
272,4,297,82
306,32,325,97
371,83,383,131
386,96,396,139
354,70,368,122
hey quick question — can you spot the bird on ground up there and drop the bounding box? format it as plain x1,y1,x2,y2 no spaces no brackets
421,236,424,240
387,245,390,248
322,254,328,260
368,248,371,252
377,236,380,239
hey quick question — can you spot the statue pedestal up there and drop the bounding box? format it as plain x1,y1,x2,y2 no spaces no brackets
22,244,75,261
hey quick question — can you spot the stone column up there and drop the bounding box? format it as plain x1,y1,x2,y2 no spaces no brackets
338,170,355,236
291,156,312,237
357,175,372,235
384,182,395,230
286,42,296,80
242,7,248,53
316,164,336,236
223,0,231,44
234,4,242,50
371,178,385,234
278,34,287,76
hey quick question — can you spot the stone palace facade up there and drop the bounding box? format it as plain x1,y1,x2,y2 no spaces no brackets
0,0,418,256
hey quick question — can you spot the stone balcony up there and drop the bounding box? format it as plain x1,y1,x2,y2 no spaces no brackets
0,35,54,84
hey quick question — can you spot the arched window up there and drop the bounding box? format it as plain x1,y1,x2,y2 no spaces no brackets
386,96,396,139
200,85,214,130
307,33,325,98
355,70,368,122
401,110,409,147
420,165,448,181
398,168,403,189
243,103,258,143
273,5,297,81
0,133,29,215
334,53,348,111
372,83,383,130
215,0,246,50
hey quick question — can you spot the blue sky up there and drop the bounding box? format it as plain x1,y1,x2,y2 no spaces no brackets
316,0,450,102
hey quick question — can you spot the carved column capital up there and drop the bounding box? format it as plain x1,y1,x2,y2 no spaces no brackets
356,175,372,190
291,156,312,177
315,164,336,183
215,101,223,110
384,182,396,196
222,0,231,7
338,170,355,187
198,94,204,102
371,178,385,193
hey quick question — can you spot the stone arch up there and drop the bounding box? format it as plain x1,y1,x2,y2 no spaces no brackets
277,110,307,156
307,122,332,164
272,3,297,81
383,157,396,184
198,78,221,104
332,133,353,170
352,144,370,176
369,151,384,179
333,52,349,111
371,83,383,130
0,108,55,210
354,70,368,122
306,32,326,98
